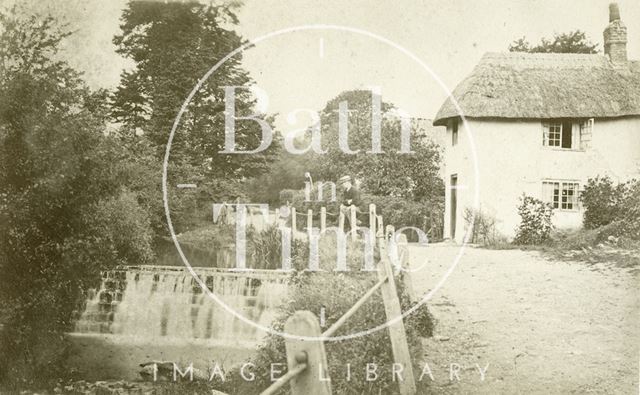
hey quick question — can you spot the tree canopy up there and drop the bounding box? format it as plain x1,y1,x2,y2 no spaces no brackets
111,1,277,179
0,7,154,386
110,1,280,236
310,90,443,202
509,30,599,54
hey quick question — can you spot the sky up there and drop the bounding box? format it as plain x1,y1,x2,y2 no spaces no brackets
9,0,640,133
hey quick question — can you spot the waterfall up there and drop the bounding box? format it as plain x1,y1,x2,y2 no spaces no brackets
74,266,288,346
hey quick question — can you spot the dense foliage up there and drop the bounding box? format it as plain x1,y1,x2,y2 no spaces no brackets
462,208,506,246
362,194,443,241
111,1,278,236
513,195,554,245
0,3,443,392
581,176,635,229
224,271,433,395
509,30,599,54
0,9,154,387
581,177,640,241
249,90,446,240
310,90,443,202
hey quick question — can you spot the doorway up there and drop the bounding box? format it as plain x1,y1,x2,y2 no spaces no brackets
450,174,457,239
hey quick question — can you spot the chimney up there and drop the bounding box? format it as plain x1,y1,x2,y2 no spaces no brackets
603,3,627,63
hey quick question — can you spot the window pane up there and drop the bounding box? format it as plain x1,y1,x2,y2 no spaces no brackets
542,181,566,209
544,181,581,210
580,119,593,150
559,182,579,210
547,123,561,147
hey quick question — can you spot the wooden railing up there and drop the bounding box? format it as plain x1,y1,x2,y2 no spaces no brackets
215,200,441,242
258,217,417,395
216,202,378,240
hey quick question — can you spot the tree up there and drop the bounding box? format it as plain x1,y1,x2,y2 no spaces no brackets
0,8,153,387
245,150,308,205
310,90,443,202
110,1,279,236
111,1,277,176
509,30,598,54
274,90,445,238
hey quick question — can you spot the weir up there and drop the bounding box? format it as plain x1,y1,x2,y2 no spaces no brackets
67,265,288,380
74,265,288,344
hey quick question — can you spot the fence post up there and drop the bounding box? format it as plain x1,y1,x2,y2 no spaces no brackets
376,238,417,395
275,207,280,227
291,207,297,238
369,204,376,244
307,209,313,236
284,311,332,395
338,209,345,233
394,233,416,303
320,207,326,232
376,215,384,238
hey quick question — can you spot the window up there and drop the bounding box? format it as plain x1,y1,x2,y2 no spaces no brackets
451,119,458,146
544,123,562,146
542,181,580,210
579,118,593,150
543,120,575,148
543,119,595,150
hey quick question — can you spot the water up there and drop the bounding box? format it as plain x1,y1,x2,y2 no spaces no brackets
74,266,288,345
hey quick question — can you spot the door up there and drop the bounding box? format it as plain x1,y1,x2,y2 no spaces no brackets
450,174,457,239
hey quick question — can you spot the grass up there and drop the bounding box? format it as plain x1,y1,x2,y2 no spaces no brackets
475,227,640,269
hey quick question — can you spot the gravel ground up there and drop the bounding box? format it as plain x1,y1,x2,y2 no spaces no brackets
407,243,639,394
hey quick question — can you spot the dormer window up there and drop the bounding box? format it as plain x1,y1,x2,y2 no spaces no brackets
542,119,593,150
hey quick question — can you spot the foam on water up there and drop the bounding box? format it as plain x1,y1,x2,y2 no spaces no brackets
74,267,288,345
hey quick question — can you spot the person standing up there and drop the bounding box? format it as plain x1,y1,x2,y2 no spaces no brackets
338,175,360,230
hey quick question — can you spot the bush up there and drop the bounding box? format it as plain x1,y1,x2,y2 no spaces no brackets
581,176,632,229
362,194,444,242
463,208,506,245
0,190,154,389
550,227,599,250
210,229,434,394
618,180,640,240
621,180,640,220
581,177,639,242
247,225,309,270
277,187,444,243
514,194,554,245
278,189,299,206
595,219,640,245
225,271,433,395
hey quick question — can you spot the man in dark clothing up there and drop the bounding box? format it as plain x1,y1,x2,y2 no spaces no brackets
338,175,360,229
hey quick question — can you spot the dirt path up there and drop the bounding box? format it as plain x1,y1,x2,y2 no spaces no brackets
407,244,639,394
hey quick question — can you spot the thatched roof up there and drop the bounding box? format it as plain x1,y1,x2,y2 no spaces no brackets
433,52,640,126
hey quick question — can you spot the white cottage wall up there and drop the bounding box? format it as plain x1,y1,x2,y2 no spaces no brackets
443,117,640,242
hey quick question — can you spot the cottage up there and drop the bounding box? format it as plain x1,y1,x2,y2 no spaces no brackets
433,3,640,242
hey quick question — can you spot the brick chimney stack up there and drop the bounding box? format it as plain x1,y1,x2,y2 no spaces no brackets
603,3,627,63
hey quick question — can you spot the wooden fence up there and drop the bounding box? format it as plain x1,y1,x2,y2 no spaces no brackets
216,200,441,243
259,208,418,395
217,203,380,242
